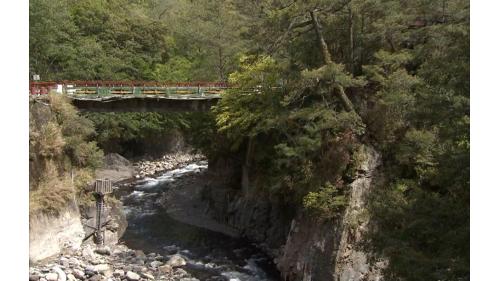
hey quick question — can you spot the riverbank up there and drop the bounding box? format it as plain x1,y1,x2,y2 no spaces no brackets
96,152,206,184
29,243,196,281
30,156,280,281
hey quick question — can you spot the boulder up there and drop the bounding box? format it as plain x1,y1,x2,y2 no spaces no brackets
141,272,155,279
113,269,125,277
52,266,66,281
166,254,186,268
72,269,85,280
68,258,80,267
126,271,141,281
44,273,58,281
158,264,172,274
94,264,112,277
88,275,104,281
134,250,147,259
150,260,162,268
81,246,95,260
94,247,111,256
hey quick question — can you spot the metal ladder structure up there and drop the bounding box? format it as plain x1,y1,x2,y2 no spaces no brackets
83,179,113,245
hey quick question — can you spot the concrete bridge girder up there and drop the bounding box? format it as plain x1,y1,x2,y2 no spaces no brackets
69,96,220,112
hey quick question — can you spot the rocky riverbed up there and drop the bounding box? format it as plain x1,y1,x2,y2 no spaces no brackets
133,153,205,179
29,243,196,281
30,155,279,281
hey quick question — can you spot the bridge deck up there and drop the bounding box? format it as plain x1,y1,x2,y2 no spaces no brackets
29,81,227,112
29,81,228,97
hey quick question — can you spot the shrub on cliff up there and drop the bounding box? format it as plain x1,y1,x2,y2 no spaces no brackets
29,94,103,215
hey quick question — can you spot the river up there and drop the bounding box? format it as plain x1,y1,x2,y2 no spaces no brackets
118,161,281,281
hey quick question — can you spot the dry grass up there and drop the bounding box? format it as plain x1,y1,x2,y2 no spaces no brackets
30,94,104,215
29,161,75,216
37,122,65,158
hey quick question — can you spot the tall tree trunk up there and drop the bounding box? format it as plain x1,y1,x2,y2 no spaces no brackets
309,10,355,113
349,7,355,74
359,13,365,75
218,46,224,81
310,10,333,65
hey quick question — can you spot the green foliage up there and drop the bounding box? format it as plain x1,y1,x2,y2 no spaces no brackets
303,182,347,219
85,111,216,157
149,57,194,81
210,1,469,279
30,0,248,81
213,54,363,202
361,2,469,280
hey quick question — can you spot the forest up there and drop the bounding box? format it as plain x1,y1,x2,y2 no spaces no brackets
30,0,470,280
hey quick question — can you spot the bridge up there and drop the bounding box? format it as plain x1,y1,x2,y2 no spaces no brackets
29,81,228,112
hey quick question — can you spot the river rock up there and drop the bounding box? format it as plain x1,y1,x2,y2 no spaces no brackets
158,264,172,274
141,272,155,279
113,269,125,277
52,266,66,281
134,250,147,259
133,258,145,265
94,264,112,277
166,254,187,267
95,246,111,256
45,273,58,281
66,274,77,281
88,275,104,281
81,246,95,260
125,271,140,280
72,269,85,280
68,258,80,267
30,274,40,281
150,260,162,268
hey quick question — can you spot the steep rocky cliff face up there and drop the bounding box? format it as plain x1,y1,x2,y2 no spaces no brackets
29,203,84,263
277,145,384,281
202,156,296,254
203,145,384,281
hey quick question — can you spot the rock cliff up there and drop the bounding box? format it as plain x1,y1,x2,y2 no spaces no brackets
29,203,84,263
203,145,385,281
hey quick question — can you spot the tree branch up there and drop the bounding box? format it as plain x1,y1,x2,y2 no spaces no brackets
310,10,356,113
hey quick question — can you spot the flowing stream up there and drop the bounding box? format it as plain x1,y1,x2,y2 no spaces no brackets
117,161,280,281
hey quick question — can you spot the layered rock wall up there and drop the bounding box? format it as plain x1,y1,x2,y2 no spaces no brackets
29,203,84,263
203,145,385,281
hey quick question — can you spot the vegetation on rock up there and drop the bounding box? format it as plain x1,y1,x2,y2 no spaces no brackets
29,94,103,215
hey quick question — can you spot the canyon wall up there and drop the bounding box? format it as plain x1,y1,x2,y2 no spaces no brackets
29,203,84,263
203,145,385,281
